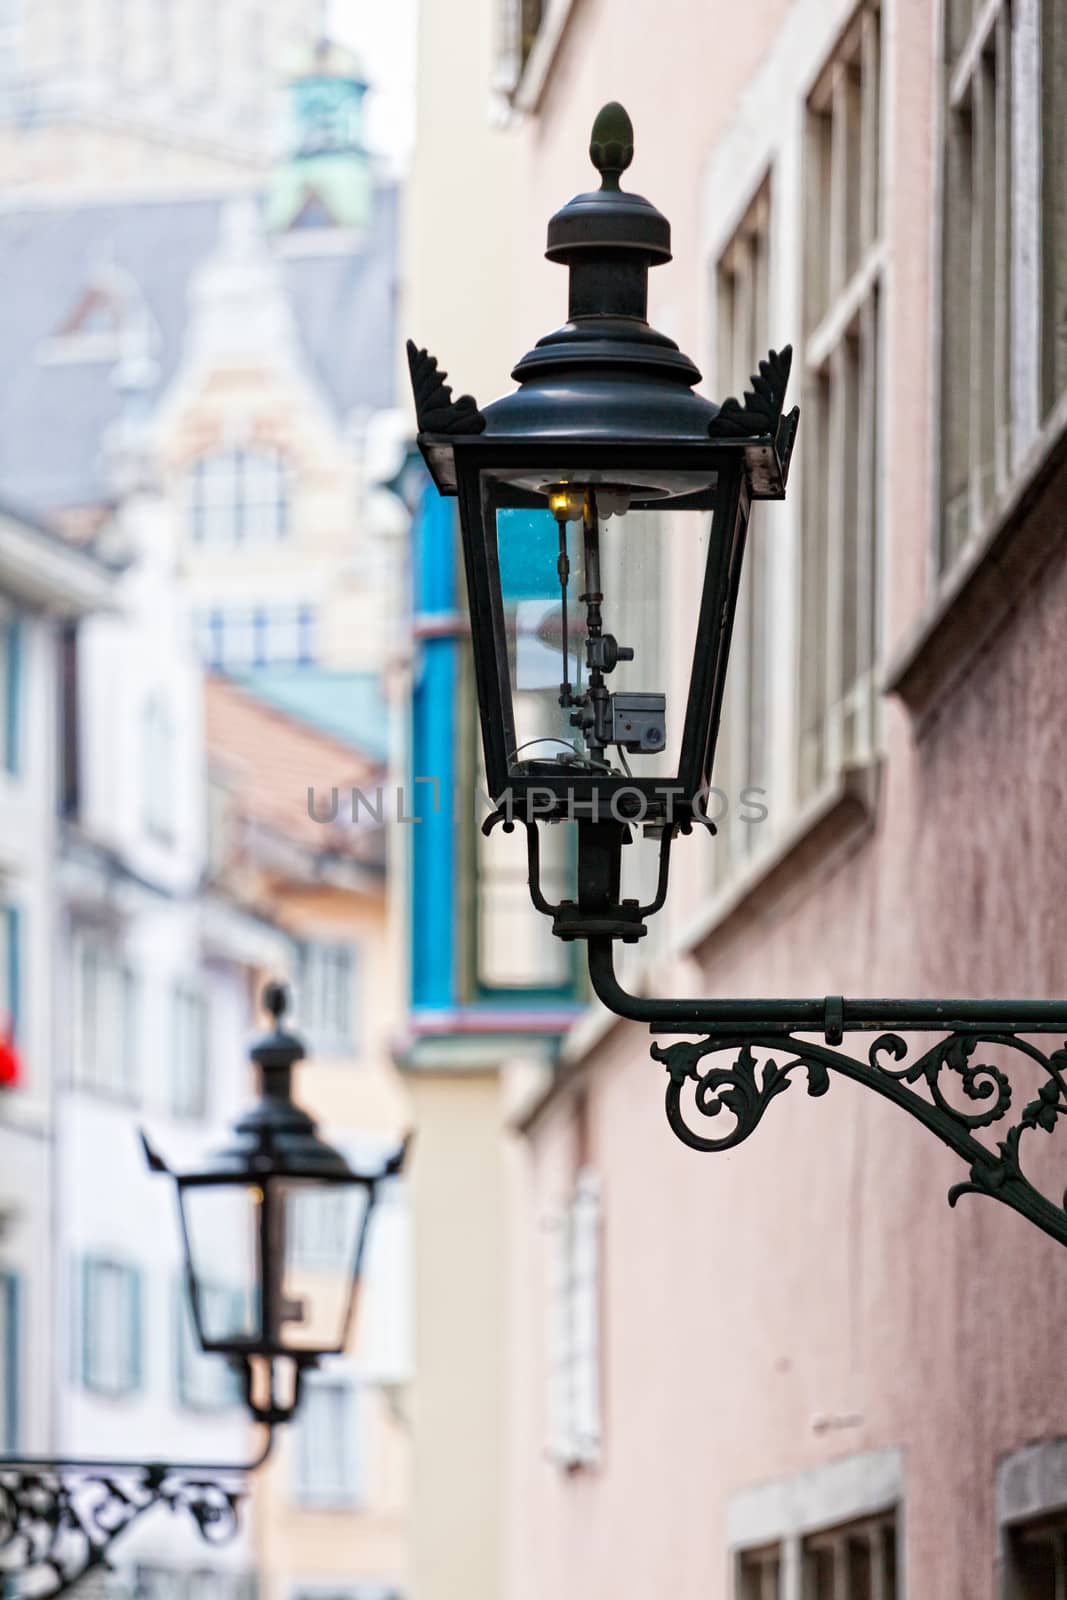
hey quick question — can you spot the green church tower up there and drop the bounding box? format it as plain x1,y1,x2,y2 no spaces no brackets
268,38,372,234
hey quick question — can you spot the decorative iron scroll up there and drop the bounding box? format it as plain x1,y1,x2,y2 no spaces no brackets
406,340,486,436
0,1459,248,1600
652,1030,1067,1247
708,345,795,439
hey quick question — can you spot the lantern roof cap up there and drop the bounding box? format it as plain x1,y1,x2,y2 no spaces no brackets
545,102,672,266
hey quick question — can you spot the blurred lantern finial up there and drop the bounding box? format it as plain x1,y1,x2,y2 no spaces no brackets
263,981,288,1022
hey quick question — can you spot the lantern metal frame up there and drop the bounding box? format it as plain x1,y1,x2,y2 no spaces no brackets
410,101,1067,1253
144,983,408,1426
0,986,407,1598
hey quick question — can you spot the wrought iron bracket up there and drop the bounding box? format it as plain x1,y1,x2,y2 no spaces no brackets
0,1433,273,1600
586,937,1067,1249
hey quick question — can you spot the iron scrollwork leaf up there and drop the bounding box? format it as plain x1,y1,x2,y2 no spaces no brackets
406,339,486,436
708,344,796,440
653,1029,1067,1249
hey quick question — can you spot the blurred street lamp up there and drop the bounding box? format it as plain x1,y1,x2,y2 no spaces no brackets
144,982,406,1427
409,101,1067,1251
0,984,406,1598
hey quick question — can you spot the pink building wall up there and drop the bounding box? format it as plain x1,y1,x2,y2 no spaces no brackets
496,0,1067,1594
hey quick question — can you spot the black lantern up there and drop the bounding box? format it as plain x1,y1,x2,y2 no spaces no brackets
408,101,797,838
406,100,1067,1259
143,983,406,1425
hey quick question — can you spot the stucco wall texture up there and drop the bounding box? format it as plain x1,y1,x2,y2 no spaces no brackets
498,0,1067,1595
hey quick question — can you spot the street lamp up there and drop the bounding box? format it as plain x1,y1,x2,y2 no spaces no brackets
0,983,406,1599
144,981,406,1427
409,102,1067,1250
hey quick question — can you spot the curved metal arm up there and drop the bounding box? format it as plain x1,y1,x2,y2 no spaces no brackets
0,1430,274,1600
587,938,1067,1037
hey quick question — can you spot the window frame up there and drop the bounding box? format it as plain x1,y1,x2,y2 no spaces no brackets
299,940,359,1056
727,1447,904,1600
998,1437,1067,1599
798,0,885,800
0,1268,19,1450
0,611,21,777
170,981,209,1120
934,0,1066,585
712,178,775,888
292,1372,364,1509
80,1255,144,1399
141,689,177,845
71,931,140,1103
185,446,290,548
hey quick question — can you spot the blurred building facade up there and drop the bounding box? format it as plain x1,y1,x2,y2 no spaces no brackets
402,0,1067,1597
0,15,412,1600
0,500,114,1461
205,678,411,1600
0,0,313,191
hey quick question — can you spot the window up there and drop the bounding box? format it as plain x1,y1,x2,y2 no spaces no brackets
1007,1511,1067,1598
175,1279,240,1410
1040,0,1067,417
496,0,545,92
293,1376,362,1507
801,1511,898,1599
546,1170,601,1470
171,984,208,1118
939,0,1067,574
300,942,358,1054
714,181,773,883
729,1448,902,1599
197,605,318,670
737,1543,782,1600
142,692,176,843
81,1257,143,1397
59,621,80,819
0,901,21,1045
185,448,289,546
0,1269,19,1449
0,613,21,776
73,936,139,1101
133,1568,182,1600
800,0,883,797
939,0,1013,568
999,1439,1067,1599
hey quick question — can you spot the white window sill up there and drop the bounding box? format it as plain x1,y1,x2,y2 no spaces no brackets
885,391,1067,720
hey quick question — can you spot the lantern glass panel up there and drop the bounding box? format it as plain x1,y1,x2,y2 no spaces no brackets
273,1178,371,1354
180,1181,260,1346
481,466,720,792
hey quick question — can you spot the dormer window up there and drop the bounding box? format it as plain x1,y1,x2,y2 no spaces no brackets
185,446,290,546
38,284,124,365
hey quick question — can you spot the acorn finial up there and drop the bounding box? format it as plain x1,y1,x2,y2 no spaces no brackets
263,981,288,1022
589,102,634,191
